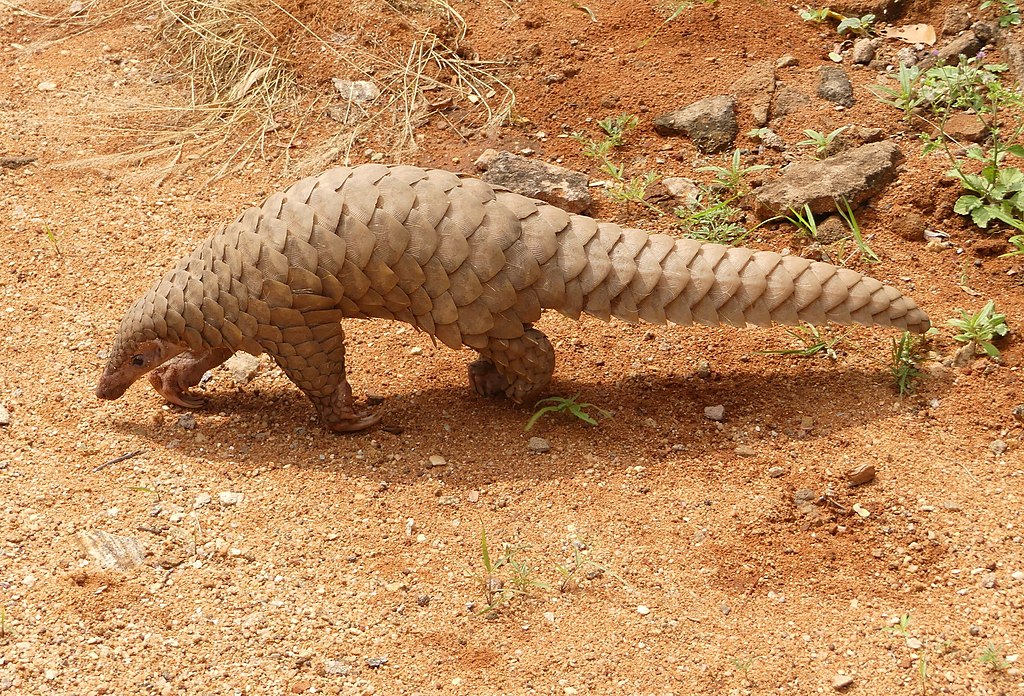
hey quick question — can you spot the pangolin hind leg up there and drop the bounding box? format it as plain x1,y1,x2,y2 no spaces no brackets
149,346,234,408
261,321,380,433
468,328,556,405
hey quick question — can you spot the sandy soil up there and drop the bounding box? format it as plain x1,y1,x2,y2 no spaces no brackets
1,0,1022,694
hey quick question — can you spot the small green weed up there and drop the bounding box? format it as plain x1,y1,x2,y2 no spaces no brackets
729,655,759,679
606,171,660,209
477,527,549,614
674,193,750,245
795,125,849,159
948,300,1009,358
883,613,913,637
526,395,611,431
597,113,639,146
891,331,923,396
799,7,875,35
697,149,770,195
981,0,1022,27
760,323,847,360
42,222,62,257
640,0,718,48
555,538,625,592
785,203,820,240
1001,234,1024,257
979,644,1011,671
871,63,923,119
836,198,880,264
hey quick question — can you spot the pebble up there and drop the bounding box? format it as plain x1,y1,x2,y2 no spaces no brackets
734,445,756,457
323,659,349,676
851,503,870,518
990,439,1007,455
1012,404,1024,422
1012,571,1024,582
528,437,551,453
410,346,423,355
177,413,196,430
768,466,786,478
365,657,388,669
331,78,380,102
0,403,9,426
193,493,211,509
703,405,725,421
981,573,997,589
776,54,798,68
696,360,712,379
428,455,446,467
224,353,259,384
846,463,876,486
906,637,922,649
636,605,651,615
832,674,854,690
219,491,244,506
37,81,57,91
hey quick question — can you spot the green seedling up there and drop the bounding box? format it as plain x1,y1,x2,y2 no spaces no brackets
759,323,847,360
526,395,610,431
674,193,749,245
606,172,660,210
639,0,718,47
799,7,834,22
979,644,1011,671
871,62,923,119
891,331,923,396
1001,234,1024,257
42,222,62,257
883,613,913,637
730,656,759,679
836,197,880,264
697,149,770,195
555,539,625,592
597,113,639,146
477,526,549,614
837,13,875,36
785,203,819,240
795,125,849,159
948,300,1009,358
981,0,1022,27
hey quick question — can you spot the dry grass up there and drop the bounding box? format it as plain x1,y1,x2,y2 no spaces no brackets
8,0,516,184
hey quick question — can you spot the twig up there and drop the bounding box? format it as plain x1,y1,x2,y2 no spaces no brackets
94,449,145,472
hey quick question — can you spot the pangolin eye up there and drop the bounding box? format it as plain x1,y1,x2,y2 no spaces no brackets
130,355,145,367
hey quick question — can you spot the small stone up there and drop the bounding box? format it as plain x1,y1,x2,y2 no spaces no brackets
289,681,311,694
794,488,817,505
331,79,380,102
1012,571,1024,582
734,445,756,457
218,491,244,506
416,594,431,606
410,346,423,355
0,403,9,426
528,437,551,453
467,490,480,503
194,493,212,509
832,674,854,690
662,177,701,207
851,38,876,64
969,625,982,636
768,466,786,478
776,54,798,68
704,404,725,421
906,637,923,650
365,656,388,669
636,605,651,616
696,360,712,379
981,573,997,589
37,81,57,91
846,463,876,486
323,659,349,676
177,413,196,430
1012,404,1024,422
851,503,870,518
428,455,446,467
224,353,260,384
990,440,1007,455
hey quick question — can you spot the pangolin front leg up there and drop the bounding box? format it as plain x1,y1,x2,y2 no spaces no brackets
261,321,380,433
149,346,234,408
469,328,556,405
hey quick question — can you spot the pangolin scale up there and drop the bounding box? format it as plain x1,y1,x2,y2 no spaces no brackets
95,163,930,431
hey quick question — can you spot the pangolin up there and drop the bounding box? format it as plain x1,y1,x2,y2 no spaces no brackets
95,164,930,432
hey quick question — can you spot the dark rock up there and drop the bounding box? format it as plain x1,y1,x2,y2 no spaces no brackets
852,38,879,65
817,66,854,107
653,95,738,153
752,141,902,219
478,151,591,213
917,30,985,70
0,156,36,169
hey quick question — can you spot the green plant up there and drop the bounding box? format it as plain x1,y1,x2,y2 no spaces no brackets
891,332,923,396
785,203,820,240
476,527,549,614
795,125,849,159
577,113,658,213
597,113,639,145
871,62,923,119
41,222,62,257
674,193,750,245
979,644,1011,671
883,613,913,637
526,395,611,431
1001,234,1024,257
555,539,624,592
799,7,834,22
950,151,1024,232
836,198,880,263
729,656,759,679
697,149,770,195
606,171,660,209
837,13,875,35
760,323,847,360
639,0,718,47
981,0,1022,27
948,300,1009,358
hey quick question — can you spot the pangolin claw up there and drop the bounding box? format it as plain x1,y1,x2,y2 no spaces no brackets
327,410,382,433
148,370,205,409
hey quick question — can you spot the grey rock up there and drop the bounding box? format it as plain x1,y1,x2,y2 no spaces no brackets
703,404,725,422
942,6,972,35
224,353,260,384
479,151,591,213
177,413,196,430
752,127,785,150
76,530,146,570
752,141,902,219
918,30,985,71
331,79,380,103
852,38,878,65
817,66,854,107
776,54,799,69
218,491,244,506
528,437,551,453
990,439,1007,455
1012,404,1024,422
653,95,737,153
734,445,757,457
662,177,701,206
323,659,350,676
0,403,9,426
733,60,776,125
772,85,811,119
896,46,920,67
365,657,388,669
794,488,817,505
832,674,855,690
768,466,786,478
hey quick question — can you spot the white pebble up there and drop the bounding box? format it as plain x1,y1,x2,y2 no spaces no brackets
636,605,650,615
